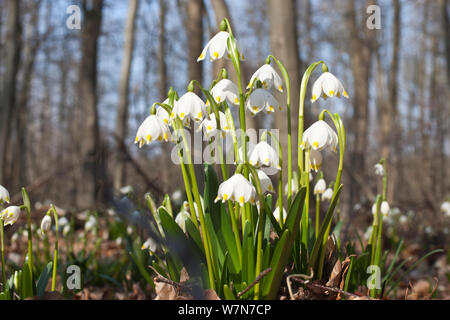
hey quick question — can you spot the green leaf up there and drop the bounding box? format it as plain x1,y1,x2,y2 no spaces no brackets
241,221,254,284
223,284,236,300
217,205,240,274
36,262,53,297
20,261,33,299
21,187,31,213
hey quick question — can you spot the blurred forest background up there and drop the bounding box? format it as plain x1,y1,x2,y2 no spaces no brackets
0,0,449,246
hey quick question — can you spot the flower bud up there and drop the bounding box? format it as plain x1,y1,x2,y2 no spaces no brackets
40,215,52,234
219,19,227,32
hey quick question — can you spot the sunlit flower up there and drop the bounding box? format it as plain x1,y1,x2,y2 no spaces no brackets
248,64,283,92
135,115,171,148
141,237,158,252
252,169,274,194
197,31,244,62
210,79,240,106
248,141,280,170
372,201,390,216
171,92,206,123
273,206,287,224
322,188,333,201
301,120,338,152
313,179,326,195
63,225,71,236
0,206,21,226
441,201,450,217
215,173,256,207
311,72,348,102
156,98,172,125
58,217,69,227
175,210,191,232
197,111,230,137
309,149,323,172
40,215,52,234
0,185,9,204
85,216,97,232
245,88,281,115
399,215,408,225
374,163,384,176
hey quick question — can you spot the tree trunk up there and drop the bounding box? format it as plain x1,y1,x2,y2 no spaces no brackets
77,0,105,208
114,0,139,191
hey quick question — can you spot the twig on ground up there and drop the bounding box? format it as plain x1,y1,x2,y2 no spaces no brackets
236,268,272,298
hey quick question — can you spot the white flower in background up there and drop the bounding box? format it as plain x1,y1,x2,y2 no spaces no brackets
399,215,408,225
248,141,280,170
245,88,281,115
210,79,240,106
252,169,274,194
285,179,298,196
390,207,401,217
197,31,244,62
58,217,69,227
63,225,71,236
197,111,230,137
425,226,433,236
135,115,171,148
380,201,390,216
374,163,384,176
273,206,287,224
0,206,21,226
215,173,256,207
248,64,283,92
85,216,97,232
313,179,326,195
171,190,183,205
311,72,348,102
127,226,133,235
40,215,52,234
301,120,338,152
115,237,123,246
322,188,333,202
120,185,134,195
0,185,10,204
11,232,19,242
175,210,191,233
309,149,323,172
440,201,450,217
141,238,158,252
364,226,373,240
171,92,206,123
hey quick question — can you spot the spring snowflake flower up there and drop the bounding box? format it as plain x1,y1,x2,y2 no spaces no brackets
245,88,281,115
249,141,280,170
156,98,173,125
399,215,408,225
215,173,256,207
309,149,323,172
58,216,69,227
440,201,450,217
311,72,348,102
135,115,171,148
40,215,52,234
301,120,338,152
273,206,287,224
63,225,71,236
175,210,191,233
374,163,384,176
248,64,283,92
171,92,206,123
322,188,333,202
85,216,97,232
313,179,326,195
0,206,21,226
210,79,240,106
0,185,9,204
141,238,158,252
197,31,244,62
372,201,390,216
197,111,230,137
252,169,274,194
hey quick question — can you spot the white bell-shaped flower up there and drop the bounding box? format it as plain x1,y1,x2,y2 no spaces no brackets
197,31,244,62
248,64,283,92
58,217,69,227
141,237,158,252
284,179,298,196
63,225,71,236
301,120,338,152
273,206,287,223
245,88,281,115
1,206,21,226
0,185,9,204
322,188,333,201
197,111,230,138
175,210,191,233
309,149,323,172
441,201,450,217
135,115,171,148
248,141,280,170
374,163,384,176
40,215,52,234
252,169,274,194
211,79,240,106
311,72,348,102
85,216,97,231
380,201,390,216
171,92,206,123
313,179,326,195
215,173,256,207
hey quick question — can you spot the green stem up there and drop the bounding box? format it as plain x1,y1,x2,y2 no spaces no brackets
50,205,59,291
315,194,320,239
0,220,6,286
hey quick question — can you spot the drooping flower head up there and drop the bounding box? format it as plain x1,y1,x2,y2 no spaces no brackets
251,169,274,194
215,173,256,207
197,111,230,138
135,115,171,148
371,201,390,216
309,149,323,172
175,210,191,233
273,206,287,224
0,185,9,204
210,79,239,106
141,238,158,252
311,72,348,102
245,88,281,115
248,64,283,93
171,92,206,123
248,141,280,170
40,215,52,234
322,188,334,201
197,31,244,62
301,120,338,152
313,179,326,195
1,206,21,226
374,163,384,176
